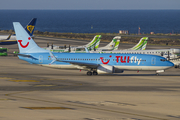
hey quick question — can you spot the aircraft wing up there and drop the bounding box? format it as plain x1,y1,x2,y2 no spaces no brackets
49,51,99,69
0,40,17,42
61,60,99,69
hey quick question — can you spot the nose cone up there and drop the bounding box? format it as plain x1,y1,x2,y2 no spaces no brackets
167,61,174,67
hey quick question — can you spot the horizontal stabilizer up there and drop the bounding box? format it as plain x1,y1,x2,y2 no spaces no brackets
18,54,38,60
49,51,59,64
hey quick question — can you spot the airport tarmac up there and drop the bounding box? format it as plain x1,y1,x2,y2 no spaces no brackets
0,36,180,120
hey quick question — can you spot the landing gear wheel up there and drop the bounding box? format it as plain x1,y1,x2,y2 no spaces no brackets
87,71,92,76
156,73,159,76
93,71,98,75
174,65,178,68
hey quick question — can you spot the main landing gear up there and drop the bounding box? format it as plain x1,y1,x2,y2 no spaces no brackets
87,71,92,76
87,71,98,76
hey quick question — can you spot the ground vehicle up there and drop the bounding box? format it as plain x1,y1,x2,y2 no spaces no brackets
0,47,7,56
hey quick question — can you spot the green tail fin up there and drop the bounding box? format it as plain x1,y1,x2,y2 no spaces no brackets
131,37,148,50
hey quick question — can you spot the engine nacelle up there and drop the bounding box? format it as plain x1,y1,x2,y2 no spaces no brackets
171,49,180,54
97,64,114,74
114,69,124,73
174,63,180,69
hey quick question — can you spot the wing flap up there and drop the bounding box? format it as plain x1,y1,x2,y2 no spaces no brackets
61,60,98,69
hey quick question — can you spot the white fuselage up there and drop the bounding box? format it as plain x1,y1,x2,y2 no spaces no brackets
0,35,16,40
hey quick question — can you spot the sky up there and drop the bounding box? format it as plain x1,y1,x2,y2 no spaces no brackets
0,0,180,10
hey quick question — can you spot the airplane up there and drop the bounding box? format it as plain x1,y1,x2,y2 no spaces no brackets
0,18,37,45
45,36,147,53
13,22,174,75
44,35,101,52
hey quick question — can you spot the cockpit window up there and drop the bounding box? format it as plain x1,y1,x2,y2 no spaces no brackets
160,59,166,62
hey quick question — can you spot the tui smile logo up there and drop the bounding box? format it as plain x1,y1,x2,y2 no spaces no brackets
100,55,112,64
100,55,142,65
18,37,31,48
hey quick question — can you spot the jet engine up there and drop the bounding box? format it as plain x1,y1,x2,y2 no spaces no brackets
171,49,180,54
174,63,180,69
97,64,114,74
97,64,124,74
114,69,124,73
